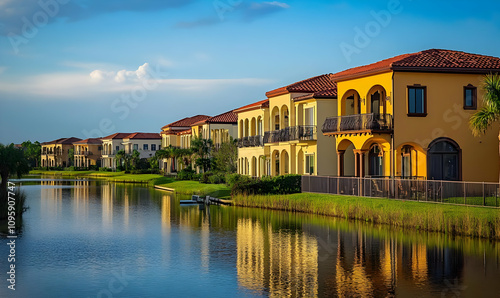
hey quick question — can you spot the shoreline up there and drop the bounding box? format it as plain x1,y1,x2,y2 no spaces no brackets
27,171,500,240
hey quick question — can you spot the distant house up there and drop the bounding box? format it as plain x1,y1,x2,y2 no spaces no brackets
41,137,82,167
121,132,161,159
100,133,132,169
73,138,102,168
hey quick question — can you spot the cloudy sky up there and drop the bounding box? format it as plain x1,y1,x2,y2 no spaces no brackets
1,0,499,143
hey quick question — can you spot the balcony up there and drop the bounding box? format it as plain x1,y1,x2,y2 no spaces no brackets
238,135,264,148
102,150,115,156
322,113,393,135
75,151,95,156
263,125,317,144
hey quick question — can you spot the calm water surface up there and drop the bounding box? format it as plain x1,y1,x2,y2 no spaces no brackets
1,179,500,297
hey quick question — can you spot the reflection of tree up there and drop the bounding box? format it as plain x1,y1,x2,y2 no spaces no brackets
236,218,318,297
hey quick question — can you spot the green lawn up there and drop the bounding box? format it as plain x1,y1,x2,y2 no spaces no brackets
156,180,231,198
232,192,500,240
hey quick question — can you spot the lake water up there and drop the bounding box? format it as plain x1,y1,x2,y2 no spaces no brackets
1,179,499,297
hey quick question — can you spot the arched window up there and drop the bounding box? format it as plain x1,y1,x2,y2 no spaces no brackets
371,91,380,115
369,144,383,177
427,138,460,181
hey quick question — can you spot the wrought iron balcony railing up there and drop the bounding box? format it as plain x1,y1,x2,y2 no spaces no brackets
101,150,115,156
322,113,393,134
263,125,317,144
238,135,264,148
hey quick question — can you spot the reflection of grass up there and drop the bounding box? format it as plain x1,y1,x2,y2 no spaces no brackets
29,170,166,185
156,180,231,198
232,193,500,240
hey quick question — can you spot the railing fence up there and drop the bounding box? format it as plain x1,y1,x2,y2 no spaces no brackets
302,176,500,207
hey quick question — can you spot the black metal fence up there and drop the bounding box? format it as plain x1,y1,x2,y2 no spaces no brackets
263,125,317,144
302,176,500,207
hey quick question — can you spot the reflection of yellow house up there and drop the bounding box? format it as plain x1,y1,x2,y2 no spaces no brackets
322,49,500,182
41,137,82,168
160,115,210,174
73,138,102,168
236,75,338,177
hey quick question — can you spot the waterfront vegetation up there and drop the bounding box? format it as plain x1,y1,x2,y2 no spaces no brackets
29,170,170,185
232,192,500,240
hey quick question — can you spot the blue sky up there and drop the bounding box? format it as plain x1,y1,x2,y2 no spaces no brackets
1,0,499,144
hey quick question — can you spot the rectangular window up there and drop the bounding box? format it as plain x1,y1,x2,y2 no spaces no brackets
305,154,315,175
151,144,156,151
116,145,119,151
464,85,477,110
408,86,427,116
133,144,138,150
143,144,148,150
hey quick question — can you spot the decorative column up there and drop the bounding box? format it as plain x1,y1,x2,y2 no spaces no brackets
337,150,345,177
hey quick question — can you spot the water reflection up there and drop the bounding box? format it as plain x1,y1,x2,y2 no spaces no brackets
4,179,498,298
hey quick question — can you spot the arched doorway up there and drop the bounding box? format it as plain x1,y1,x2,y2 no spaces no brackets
368,144,384,177
297,149,304,175
281,150,289,175
251,156,257,177
427,138,461,181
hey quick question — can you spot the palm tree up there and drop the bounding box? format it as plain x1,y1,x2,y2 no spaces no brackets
131,149,140,169
470,74,500,136
115,150,126,170
470,73,500,182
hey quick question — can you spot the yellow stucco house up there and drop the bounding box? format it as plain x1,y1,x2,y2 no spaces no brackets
322,49,500,182
190,110,238,149
160,115,210,174
100,133,132,169
41,137,82,167
73,138,102,168
236,75,338,177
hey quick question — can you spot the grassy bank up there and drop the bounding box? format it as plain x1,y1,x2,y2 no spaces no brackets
156,180,231,198
29,170,170,185
233,192,500,240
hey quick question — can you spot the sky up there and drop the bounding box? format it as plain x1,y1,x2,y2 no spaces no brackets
0,0,499,144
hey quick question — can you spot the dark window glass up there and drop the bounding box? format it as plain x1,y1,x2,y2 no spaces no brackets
464,86,476,109
408,87,426,115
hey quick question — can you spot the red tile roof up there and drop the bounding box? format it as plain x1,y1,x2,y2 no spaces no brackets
206,110,238,124
332,49,500,81
124,133,161,140
294,86,338,102
233,99,269,113
161,115,211,129
73,138,102,145
41,137,82,145
179,129,192,135
265,74,337,98
101,133,133,140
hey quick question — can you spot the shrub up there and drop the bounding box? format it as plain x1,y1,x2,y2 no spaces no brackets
177,168,195,180
99,167,112,172
201,172,212,184
225,173,252,188
65,166,76,171
229,174,301,196
208,173,225,184
192,173,202,181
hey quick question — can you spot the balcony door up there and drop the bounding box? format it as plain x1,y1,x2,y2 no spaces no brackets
371,91,380,115
368,144,383,177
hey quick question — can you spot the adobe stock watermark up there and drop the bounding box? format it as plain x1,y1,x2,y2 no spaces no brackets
340,0,410,63
213,0,243,21
414,103,472,149
81,64,169,139
8,0,69,54
87,267,133,298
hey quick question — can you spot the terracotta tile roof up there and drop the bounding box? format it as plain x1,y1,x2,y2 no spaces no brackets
206,110,238,124
233,99,269,113
294,85,338,102
332,49,500,81
101,133,133,140
179,129,192,135
161,115,211,129
265,74,336,97
73,138,102,145
41,137,82,145
124,132,161,140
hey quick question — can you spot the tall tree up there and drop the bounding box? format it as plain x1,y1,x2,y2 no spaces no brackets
212,138,238,174
21,140,41,168
115,150,126,170
0,143,29,194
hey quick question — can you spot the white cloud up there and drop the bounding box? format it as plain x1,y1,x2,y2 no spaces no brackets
0,62,273,99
